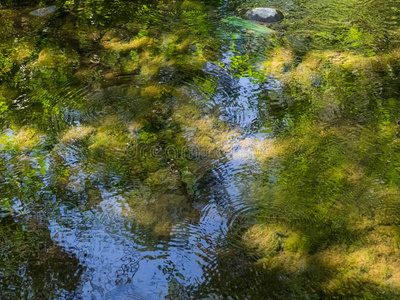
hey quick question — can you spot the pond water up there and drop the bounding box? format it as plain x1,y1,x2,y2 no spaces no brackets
1,0,400,299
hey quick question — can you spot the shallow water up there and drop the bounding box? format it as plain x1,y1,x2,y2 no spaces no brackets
1,0,400,298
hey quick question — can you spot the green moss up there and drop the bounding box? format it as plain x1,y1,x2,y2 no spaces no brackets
34,47,79,69
100,50,120,69
285,233,312,254
0,127,42,152
88,116,130,160
146,168,180,192
140,85,165,100
180,167,199,196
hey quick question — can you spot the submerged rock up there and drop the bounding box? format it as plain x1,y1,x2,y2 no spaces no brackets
29,6,57,17
245,7,284,23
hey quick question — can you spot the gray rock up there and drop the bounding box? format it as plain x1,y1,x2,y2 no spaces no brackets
245,7,284,23
29,5,57,17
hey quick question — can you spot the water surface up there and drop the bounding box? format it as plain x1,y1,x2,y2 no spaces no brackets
1,0,400,298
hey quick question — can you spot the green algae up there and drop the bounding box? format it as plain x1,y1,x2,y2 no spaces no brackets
241,25,400,300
